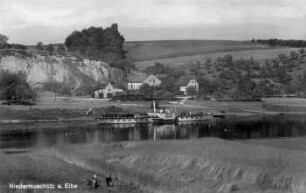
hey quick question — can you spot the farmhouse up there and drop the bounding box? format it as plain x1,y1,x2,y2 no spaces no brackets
177,76,199,95
94,83,124,99
128,72,161,90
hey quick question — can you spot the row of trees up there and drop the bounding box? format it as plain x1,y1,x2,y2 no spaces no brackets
138,49,306,100
254,39,306,48
35,42,66,55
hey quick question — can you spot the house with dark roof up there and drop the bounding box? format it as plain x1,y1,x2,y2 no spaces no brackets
94,83,124,98
127,72,161,90
177,76,199,95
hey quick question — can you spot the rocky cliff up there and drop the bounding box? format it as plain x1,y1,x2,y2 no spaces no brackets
0,54,124,91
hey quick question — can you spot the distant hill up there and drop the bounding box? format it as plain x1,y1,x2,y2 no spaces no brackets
134,47,303,70
124,40,269,62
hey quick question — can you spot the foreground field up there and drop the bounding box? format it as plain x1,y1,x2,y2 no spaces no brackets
4,138,306,193
124,40,268,62
54,137,306,193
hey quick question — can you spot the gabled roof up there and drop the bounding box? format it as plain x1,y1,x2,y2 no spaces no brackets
98,83,110,89
128,72,148,83
97,82,121,90
176,76,196,86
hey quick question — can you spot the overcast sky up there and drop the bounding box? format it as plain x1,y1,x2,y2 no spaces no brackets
1,0,306,44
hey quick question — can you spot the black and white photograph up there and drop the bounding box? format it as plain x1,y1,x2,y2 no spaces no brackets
1,0,306,192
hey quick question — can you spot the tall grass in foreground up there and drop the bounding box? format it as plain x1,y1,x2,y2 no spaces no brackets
54,139,306,193
0,150,111,193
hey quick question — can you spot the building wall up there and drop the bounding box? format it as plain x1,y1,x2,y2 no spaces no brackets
128,82,143,90
180,79,199,95
187,79,199,91
180,86,187,95
94,83,123,98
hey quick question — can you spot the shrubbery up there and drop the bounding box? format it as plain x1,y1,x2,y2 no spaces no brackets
0,71,36,104
64,24,135,71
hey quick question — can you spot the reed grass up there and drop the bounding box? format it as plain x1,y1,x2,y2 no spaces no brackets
0,149,143,193
54,138,306,193
1,137,306,192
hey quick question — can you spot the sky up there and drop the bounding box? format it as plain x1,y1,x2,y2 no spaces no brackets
0,0,306,44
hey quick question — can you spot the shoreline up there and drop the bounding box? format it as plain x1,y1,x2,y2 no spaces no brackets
1,93,306,125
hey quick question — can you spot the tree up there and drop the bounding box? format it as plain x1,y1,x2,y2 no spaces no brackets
139,83,159,98
299,48,305,55
197,77,210,97
46,44,54,55
0,71,36,103
0,33,9,49
278,53,288,64
36,42,44,51
57,44,66,55
290,51,299,60
189,61,201,77
186,86,197,97
64,24,126,65
145,62,170,75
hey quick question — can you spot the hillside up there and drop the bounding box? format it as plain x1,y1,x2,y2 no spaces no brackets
0,51,126,95
134,47,303,70
124,40,269,62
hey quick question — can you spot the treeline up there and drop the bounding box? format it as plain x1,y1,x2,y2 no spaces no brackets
0,33,28,50
1,23,135,71
141,49,306,101
254,39,306,48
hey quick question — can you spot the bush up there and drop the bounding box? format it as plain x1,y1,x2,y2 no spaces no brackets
0,71,36,103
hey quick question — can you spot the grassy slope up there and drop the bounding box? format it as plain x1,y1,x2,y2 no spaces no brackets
134,47,302,70
55,138,306,193
124,40,269,62
0,149,143,193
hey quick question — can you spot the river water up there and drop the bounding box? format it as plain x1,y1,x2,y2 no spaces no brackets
1,115,306,149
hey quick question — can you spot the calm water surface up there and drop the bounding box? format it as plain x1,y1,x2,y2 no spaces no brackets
1,115,306,149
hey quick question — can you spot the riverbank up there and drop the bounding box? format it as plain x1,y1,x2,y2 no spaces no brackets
1,91,306,122
53,137,306,193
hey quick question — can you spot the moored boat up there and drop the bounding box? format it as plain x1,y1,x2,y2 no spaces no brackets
147,101,176,123
176,112,213,122
96,113,153,124
148,111,176,123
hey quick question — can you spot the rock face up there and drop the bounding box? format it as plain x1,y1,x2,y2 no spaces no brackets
0,55,112,88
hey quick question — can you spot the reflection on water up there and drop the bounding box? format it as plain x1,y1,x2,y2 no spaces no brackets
1,115,306,149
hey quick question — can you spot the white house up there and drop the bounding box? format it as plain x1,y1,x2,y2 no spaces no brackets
94,83,124,98
127,72,161,90
178,77,199,95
